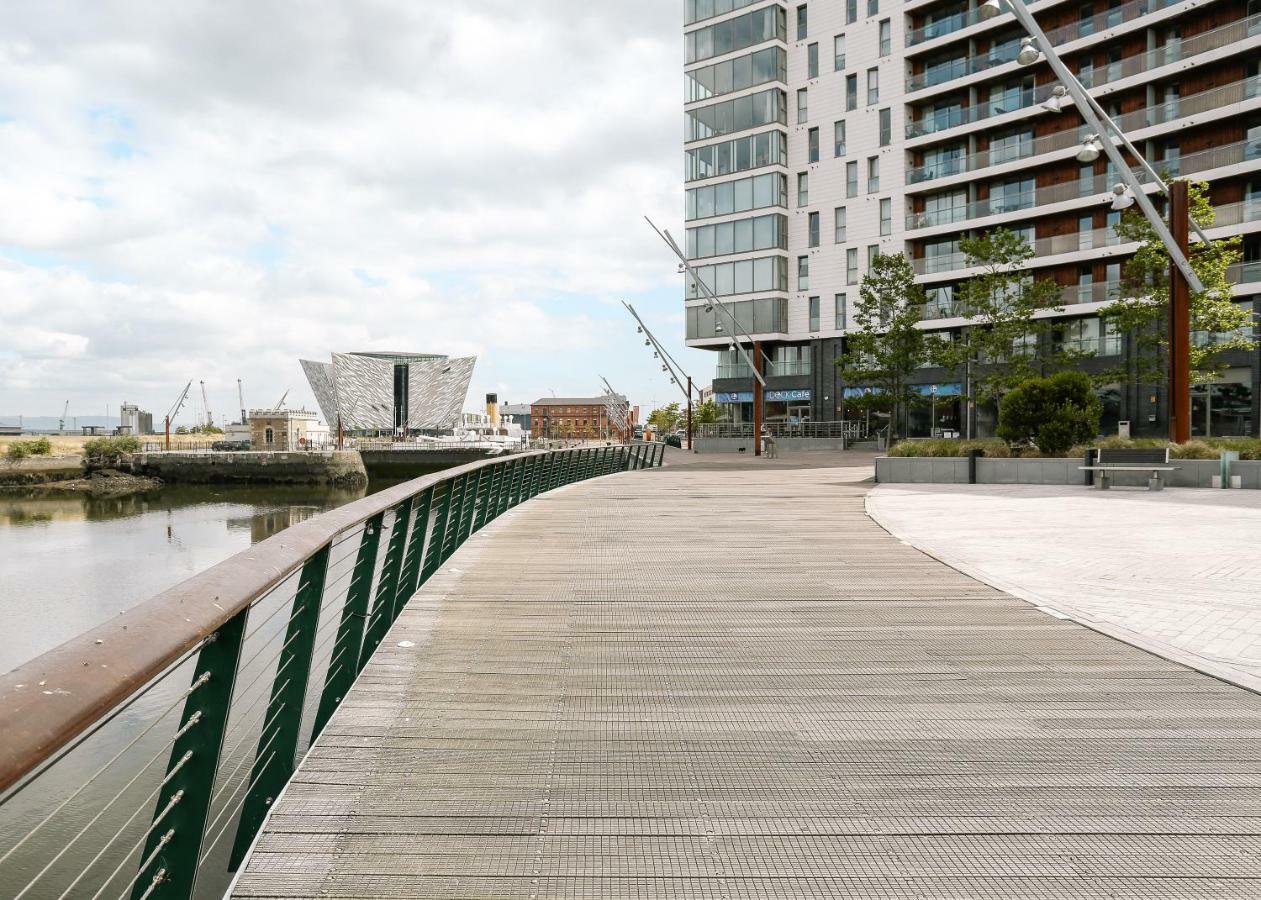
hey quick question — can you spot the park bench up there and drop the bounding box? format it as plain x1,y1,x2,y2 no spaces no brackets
1079,447,1180,491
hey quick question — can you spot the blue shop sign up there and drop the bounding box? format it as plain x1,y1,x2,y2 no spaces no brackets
765,389,812,402
842,386,883,398
715,391,755,403
913,382,963,397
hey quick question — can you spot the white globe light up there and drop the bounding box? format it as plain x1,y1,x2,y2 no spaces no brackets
1017,37,1041,66
978,0,1003,18
1076,136,1101,163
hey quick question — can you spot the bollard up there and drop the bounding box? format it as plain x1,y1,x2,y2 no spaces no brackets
1083,448,1097,487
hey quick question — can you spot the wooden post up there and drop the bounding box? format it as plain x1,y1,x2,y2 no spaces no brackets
164,415,170,451
1169,180,1192,444
687,376,693,452
753,340,763,457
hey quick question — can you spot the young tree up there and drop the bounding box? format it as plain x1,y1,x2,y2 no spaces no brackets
647,402,683,432
1100,179,1254,386
837,252,929,440
996,370,1102,456
693,399,720,425
933,228,1087,409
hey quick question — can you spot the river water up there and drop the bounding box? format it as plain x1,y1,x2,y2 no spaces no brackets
0,481,402,674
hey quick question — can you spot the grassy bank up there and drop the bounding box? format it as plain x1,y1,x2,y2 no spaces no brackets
0,434,216,459
889,436,1261,460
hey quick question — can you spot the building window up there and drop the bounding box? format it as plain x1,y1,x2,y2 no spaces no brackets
798,171,809,206
834,206,847,243
880,198,892,235
808,126,819,163
798,255,810,290
868,244,879,267
796,4,807,39
846,248,858,284
846,74,857,110
834,120,846,157
265,427,275,446
866,67,879,105
808,295,821,331
834,34,846,70
808,211,820,247
867,156,880,193
846,0,857,25
879,19,891,56
878,108,891,146
797,87,808,123
846,161,858,198
868,0,879,16
835,293,847,330
807,42,818,78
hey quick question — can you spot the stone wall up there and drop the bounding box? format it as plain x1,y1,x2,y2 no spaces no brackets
122,450,367,485
875,456,1261,489
0,455,85,485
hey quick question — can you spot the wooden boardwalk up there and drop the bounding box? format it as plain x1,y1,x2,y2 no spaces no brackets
234,459,1261,898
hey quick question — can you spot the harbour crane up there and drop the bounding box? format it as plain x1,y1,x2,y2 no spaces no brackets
238,379,247,423
164,381,192,450
274,389,289,410
59,401,69,433
200,381,213,429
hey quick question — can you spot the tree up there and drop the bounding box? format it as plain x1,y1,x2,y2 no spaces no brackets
647,402,683,432
996,371,1102,456
837,252,929,440
1100,179,1254,386
934,228,1089,410
693,399,720,425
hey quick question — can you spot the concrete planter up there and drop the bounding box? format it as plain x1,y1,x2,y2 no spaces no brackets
876,455,1261,489
695,437,848,454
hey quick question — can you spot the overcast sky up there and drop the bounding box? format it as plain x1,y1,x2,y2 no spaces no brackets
0,0,705,426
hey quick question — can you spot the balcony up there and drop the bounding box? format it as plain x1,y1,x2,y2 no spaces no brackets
906,0,1178,49
906,41,1020,94
906,11,1261,139
1058,335,1123,356
907,138,1261,232
767,358,812,376
907,76,1261,187
716,363,753,379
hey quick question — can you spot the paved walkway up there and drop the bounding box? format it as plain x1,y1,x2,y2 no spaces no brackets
235,461,1261,898
869,483,1261,692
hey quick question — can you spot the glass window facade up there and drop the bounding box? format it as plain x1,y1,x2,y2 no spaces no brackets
879,198,891,235
797,87,808,123
685,0,766,27
846,74,857,110
797,255,809,290
687,88,786,142
686,47,787,104
797,171,808,207
686,6,786,65
879,19,891,56
834,206,846,243
835,293,847,329
808,211,820,247
797,4,808,39
867,156,880,193
807,127,819,163
878,108,891,146
686,213,789,260
686,171,788,220
846,161,858,197
685,130,787,182
834,119,846,156
834,34,846,70
687,297,788,338
807,42,818,79
846,248,858,284
809,296,820,331
867,67,879,105
685,255,789,300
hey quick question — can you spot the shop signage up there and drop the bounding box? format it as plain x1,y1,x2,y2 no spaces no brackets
765,389,811,401
715,392,755,403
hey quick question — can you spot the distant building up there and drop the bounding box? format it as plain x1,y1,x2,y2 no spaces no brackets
119,403,154,435
249,409,320,451
301,351,476,435
502,403,531,432
531,396,630,441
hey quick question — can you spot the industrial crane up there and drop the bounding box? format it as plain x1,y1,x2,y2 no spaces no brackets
199,381,213,429
274,389,289,410
164,381,192,450
237,379,247,424
59,401,69,433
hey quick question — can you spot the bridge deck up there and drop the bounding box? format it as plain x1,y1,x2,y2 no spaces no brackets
234,460,1261,899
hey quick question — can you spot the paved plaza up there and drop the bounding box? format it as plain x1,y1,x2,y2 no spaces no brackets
869,482,1261,693
234,457,1261,898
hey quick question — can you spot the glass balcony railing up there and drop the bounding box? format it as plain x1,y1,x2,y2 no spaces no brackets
1058,335,1123,356
906,11,1261,137
907,138,1261,231
906,41,1020,93
907,76,1261,186
767,358,812,376
906,8,979,47
715,364,753,379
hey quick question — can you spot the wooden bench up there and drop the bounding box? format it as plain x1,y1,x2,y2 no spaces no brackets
1079,447,1180,490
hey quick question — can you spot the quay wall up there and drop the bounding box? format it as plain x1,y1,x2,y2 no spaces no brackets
875,456,1261,489
120,450,368,485
0,456,84,485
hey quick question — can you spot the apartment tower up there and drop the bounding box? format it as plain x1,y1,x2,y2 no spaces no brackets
683,0,1261,438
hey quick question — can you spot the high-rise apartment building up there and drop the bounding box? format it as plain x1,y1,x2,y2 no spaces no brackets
683,0,1261,438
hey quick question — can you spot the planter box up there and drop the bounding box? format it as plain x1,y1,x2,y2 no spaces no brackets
876,456,1261,489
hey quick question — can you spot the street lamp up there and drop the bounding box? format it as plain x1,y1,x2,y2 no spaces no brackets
1016,36,1040,65
1075,135,1102,164
978,0,1003,18
1110,183,1135,211
1041,85,1069,113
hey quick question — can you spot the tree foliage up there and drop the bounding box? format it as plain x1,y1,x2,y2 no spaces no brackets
647,402,683,432
932,228,1087,405
837,252,929,439
996,371,1102,456
83,435,142,459
693,399,720,424
1100,179,1254,385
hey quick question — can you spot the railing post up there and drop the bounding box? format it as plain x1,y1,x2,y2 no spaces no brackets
458,471,478,543
394,487,432,614
421,481,452,584
358,499,412,671
520,457,537,503
441,474,467,563
483,463,503,524
313,514,383,738
507,458,523,507
229,544,330,869
132,608,247,900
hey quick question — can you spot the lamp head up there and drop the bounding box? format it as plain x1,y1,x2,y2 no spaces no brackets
1017,36,1041,66
644,338,650,346
704,302,713,312
1110,183,1135,210
978,0,1003,18
636,325,643,333
1041,85,1068,113
714,322,725,333
1076,135,1101,163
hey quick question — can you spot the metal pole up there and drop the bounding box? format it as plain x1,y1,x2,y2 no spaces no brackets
753,340,763,457
1004,0,1204,293
687,376,694,451
1169,180,1192,443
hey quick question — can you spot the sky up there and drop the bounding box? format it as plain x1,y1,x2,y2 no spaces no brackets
0,0,710,427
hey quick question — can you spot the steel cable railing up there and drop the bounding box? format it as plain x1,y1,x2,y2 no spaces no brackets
0,444,664,900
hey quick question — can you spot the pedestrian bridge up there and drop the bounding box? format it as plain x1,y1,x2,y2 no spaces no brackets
4,446,1261,899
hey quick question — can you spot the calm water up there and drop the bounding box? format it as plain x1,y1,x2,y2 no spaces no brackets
0,482,393,674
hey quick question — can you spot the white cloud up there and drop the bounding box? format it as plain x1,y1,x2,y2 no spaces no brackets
0,0,685,419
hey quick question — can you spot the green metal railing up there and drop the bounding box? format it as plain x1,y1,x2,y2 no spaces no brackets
0,443,663,900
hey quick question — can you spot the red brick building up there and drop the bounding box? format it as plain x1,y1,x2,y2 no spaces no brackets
531,396,632,441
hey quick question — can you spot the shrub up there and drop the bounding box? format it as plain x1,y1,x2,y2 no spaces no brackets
887,438,1011,458
83,435,142,459
4,438,53,461
996,371,1102,457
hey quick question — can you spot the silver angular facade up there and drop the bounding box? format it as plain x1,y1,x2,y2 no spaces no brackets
300,351,476,432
